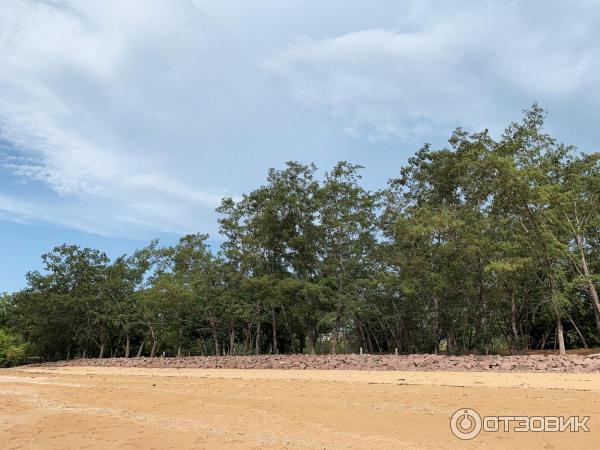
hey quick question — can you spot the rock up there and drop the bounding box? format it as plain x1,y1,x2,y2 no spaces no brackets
30,353,600,373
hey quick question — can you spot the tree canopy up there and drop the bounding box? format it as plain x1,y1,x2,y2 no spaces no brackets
3,106,599,361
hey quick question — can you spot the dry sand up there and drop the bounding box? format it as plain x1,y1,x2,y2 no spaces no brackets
1,366,599,449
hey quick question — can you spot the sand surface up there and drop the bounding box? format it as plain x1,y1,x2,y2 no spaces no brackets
1,366,599,449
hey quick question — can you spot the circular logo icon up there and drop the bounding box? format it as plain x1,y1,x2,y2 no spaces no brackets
450,408,482,440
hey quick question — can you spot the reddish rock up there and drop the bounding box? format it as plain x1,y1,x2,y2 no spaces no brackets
32,353,600,373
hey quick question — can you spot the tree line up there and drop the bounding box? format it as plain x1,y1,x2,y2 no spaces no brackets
1,106,598,361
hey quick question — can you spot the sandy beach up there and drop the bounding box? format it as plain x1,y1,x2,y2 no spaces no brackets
1,366,599,449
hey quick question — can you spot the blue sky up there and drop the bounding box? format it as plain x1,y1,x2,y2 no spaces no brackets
1,0,599,292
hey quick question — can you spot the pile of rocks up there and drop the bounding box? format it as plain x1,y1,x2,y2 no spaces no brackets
38,353,600,373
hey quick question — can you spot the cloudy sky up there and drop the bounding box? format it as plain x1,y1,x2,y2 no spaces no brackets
1,0,599,291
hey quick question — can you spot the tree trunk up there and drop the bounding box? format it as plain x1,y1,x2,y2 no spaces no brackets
432,297,439,355
125,334,130,358
244,322,252,355
539,328,550,350
586,279,600,331
391,303,404,353
576,235,600,332
355,315,368,353
331,314,340,355
307,329,316,355
136,339,145,357
510,292,519,351
98,328,106,358
229,327,235,356
568,316,588,349
212,328,220,356
147,320,157,357
281,306,294,353
372,331,382,353
447,328,455,355
271,309,278,355
177,327,183,357
556,317,566,355
255,320,261,355
479,268,489,355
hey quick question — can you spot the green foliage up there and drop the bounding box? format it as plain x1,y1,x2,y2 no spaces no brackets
0,328,30,364
4,105,600,358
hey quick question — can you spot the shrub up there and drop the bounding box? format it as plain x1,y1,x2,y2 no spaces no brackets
0,328,30,365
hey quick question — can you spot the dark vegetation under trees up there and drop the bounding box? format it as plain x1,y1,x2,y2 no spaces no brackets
1,106,599,362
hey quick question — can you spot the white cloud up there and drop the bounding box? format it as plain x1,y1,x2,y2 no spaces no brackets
0,0,238,236
265,3,600,141
1,0,599,238
0,193,109,235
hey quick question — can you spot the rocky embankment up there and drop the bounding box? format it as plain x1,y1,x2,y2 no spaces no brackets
38,353,600,372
